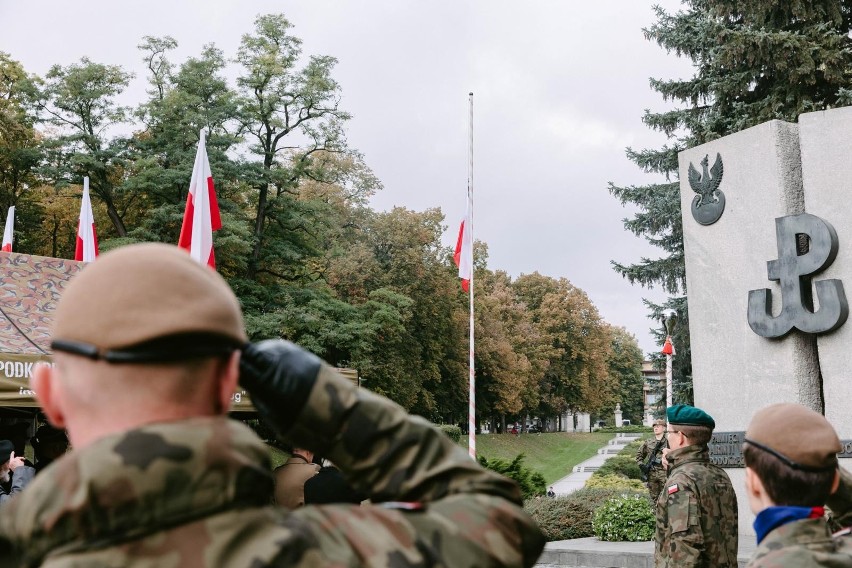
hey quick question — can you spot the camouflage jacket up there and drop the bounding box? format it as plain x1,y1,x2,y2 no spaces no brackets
747,517,852,567
636,436,668,474
655,444,738,568
828,466,852,531
0,365,545,567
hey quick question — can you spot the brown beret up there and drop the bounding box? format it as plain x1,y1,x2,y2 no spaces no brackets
653,419,666,426
745,403,841,471
53,243,246,357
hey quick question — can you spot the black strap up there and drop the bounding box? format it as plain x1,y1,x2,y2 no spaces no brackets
645,437,666,471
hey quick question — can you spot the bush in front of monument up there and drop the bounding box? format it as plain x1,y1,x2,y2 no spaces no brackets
524,488,646,541
584,473,645,492
592,494,655,541
592,455,643,480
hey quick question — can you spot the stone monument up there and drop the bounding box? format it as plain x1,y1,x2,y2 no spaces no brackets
678,107,852,536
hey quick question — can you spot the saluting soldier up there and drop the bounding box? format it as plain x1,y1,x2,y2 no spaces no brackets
0,244,545,567
637,418,669,502
655,404,738,568
743,403,852,567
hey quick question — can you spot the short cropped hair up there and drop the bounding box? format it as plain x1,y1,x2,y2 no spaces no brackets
676,424,712,446
743,442,836,506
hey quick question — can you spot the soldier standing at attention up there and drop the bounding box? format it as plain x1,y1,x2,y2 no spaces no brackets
655,404,738,568
743,403,852,566
637,418,669,502
0,243,545,567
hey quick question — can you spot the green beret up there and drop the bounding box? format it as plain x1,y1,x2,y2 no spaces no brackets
667,404,715,429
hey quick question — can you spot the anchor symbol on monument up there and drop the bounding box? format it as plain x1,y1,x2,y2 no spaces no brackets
747,213,849,338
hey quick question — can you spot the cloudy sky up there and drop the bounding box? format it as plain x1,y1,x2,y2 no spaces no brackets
0,1,693,354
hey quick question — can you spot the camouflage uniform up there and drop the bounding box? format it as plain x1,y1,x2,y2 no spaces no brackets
636,435,668,502
655,443,738,568
747,466,852,567
0,364,545,567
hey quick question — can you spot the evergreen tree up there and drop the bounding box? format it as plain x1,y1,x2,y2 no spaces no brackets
609,1,852,403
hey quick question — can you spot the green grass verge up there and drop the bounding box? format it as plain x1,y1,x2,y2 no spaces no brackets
460,431,613,484
266,431,616,485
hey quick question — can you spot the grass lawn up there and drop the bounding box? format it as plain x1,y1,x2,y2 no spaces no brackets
266,431,618,484
459,431,613,484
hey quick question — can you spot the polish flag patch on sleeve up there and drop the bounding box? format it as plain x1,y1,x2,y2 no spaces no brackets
667,484,679,495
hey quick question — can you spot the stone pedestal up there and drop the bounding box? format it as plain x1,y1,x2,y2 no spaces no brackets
644,411,654,427
614,404,623,427
575,412,590,433
798,107,852,439
679,120,821,535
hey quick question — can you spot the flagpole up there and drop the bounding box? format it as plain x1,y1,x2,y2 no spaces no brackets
467,92,476,460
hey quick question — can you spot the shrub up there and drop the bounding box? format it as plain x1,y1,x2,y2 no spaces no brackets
595,425,653,434
585,474,645,492
439,424,462,443
592,494,655,541
524,487,646,541
593,455,642,480
478,454,546,499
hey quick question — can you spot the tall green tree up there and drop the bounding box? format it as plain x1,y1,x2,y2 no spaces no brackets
603,325,645,424
33,58,134,236
609,1,852,402
235,14,352,282
0,52,44,252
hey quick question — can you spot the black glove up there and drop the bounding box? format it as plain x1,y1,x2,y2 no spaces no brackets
239,339,322,435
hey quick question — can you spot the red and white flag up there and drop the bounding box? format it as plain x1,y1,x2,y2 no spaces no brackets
1,206,14,252
662,335,675,356
75,178,99,262
453,197,472,292
178,129,221,268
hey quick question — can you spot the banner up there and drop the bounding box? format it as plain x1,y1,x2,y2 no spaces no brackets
0,353,359,412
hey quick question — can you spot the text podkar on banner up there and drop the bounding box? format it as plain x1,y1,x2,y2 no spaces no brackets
0,353,51,407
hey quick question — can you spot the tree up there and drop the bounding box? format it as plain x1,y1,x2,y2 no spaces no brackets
235,14,352,282
0,52,53,256
603,326,645,424
33,58,134,236
513,272,616,423
609,1,852,401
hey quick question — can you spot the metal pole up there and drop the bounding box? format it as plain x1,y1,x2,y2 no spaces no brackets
467,92,476,460
664,312,677,409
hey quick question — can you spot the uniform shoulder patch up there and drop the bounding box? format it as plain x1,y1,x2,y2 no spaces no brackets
667,484,679,495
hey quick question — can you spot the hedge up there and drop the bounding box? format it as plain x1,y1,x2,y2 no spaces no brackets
523,487,646,541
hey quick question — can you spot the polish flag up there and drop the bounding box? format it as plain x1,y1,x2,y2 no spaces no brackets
75,178,99,262
453,197,472,292
1,206,14,252
178,130,221,268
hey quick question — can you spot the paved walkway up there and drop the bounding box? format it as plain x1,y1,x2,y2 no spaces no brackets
550,433,642,495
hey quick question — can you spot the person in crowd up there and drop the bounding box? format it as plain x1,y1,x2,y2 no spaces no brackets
30,423,70,473
637,418,669,502
0,243,544,566
743,403,852,566
0,440,34,506
304,456,366,506
655,404,738,567
273,446,319,509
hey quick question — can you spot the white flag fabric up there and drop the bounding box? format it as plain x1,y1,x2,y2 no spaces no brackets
178,130,221,268
1,206,14,252
453,197,472,292
75,178,99,262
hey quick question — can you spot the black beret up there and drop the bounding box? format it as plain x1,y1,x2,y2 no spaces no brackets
0,440,13,463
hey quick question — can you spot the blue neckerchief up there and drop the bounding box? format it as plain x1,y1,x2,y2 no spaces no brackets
754,506,822,544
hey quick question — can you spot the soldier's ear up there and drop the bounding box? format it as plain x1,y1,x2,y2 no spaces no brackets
830,470,841,496
32,363,66,429
216,351,241,415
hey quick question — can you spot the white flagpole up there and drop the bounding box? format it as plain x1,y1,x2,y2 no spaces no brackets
467,92,476,460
